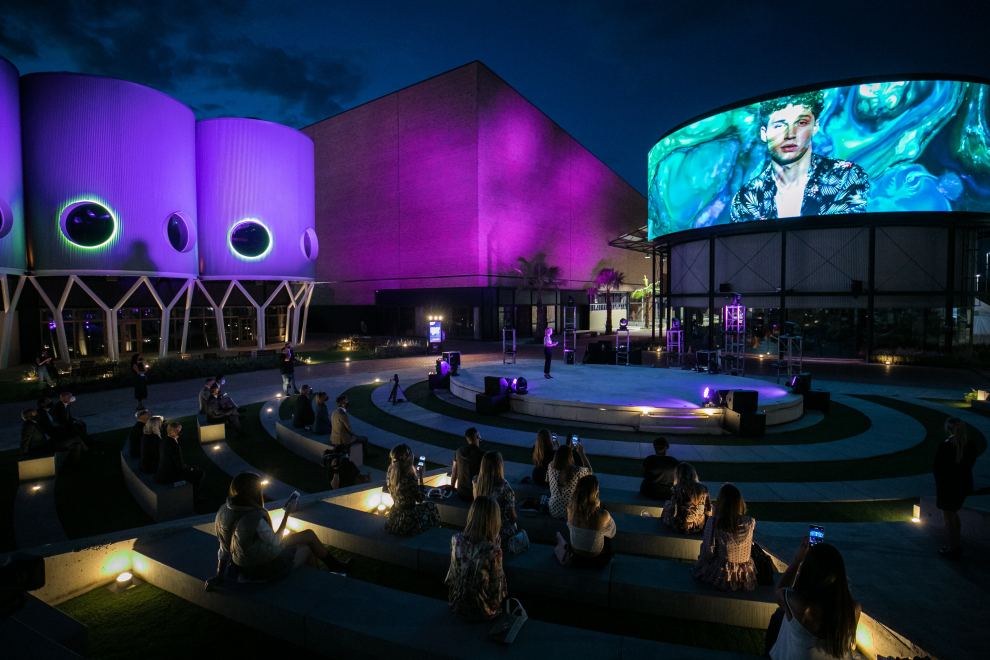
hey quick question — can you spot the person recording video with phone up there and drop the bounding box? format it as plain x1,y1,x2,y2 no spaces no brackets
730,91,869,222
547,441,593,520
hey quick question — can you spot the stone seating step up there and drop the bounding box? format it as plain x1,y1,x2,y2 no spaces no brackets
120,450,194,523
8,594,88,656
17,451,70,481
291,501,776,629
0,617,85,660
275,421,363,467
131,526,750,659
196,413,226,443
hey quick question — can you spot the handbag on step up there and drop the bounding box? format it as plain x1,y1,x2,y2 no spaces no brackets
507,528,530,555
488,597,528,644
751,542,776,586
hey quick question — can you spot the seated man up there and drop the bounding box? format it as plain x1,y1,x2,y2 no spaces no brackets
37,397,68,441
199,378,215,415
450,427,484,502
20,408,86,462
206,384,243,434
330,394,367,463
156,422,206,501
130,409,151,459
293,385,316,430
53,392,92,446
640,437,678,501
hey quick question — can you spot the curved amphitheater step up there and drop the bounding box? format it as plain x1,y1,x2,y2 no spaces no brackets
14,477,67,548
373,382,927,462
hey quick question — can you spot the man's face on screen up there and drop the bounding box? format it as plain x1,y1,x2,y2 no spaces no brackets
760,104,819,166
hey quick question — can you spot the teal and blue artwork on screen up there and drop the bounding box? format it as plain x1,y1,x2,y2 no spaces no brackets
648,80,990,239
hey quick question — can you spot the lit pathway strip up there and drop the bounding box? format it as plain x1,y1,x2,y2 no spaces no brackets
370,381,926,462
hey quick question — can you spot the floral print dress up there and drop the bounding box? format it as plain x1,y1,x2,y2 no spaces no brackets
445,532,508,621
691,515,757,592
660,483,712,534
473,477,518,548
383,472,441,537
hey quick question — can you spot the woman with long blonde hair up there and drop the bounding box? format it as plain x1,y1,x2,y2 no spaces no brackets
384,444,441,537
473,452,517,547
445,496,508,620
660,462,711,534
934,417,979,559
555,474,615,568
138,415,165,475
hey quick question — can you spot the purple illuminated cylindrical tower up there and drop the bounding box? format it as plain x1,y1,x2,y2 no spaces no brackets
0,56,25,273
196,118,316,280
20,72,198,276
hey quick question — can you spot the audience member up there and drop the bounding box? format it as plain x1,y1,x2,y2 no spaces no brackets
205,472,350,590
692,484,756,591
129,409,151,458
934,417,979,560
531,429,556,487
53,392,91,446
383,444,441,536
768,540,860,660
213,375,246,413
293,385,316,430
451,427,485,502
312,392,332,435
139,415,164,474
206,383,243,434
330,394,368,451
640,437,678,501
35,349,55,387
131,353,149,410
445,496,507,621
555,474,615,568
36,397,66,440
199,378,215,415
660,463,711,534
473,452,517,547
548,443,593,519
20,409,86,461
280,343,300,396
156,422,206,501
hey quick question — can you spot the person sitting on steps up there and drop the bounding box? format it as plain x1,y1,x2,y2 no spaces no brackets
199,378,215,415
555,474,615,568
383,444,441,536
472,451,518,548
20,408,88,462
450,427,485,502
207,383,245,436
692,483,757,592
330,394,368,460
312,392,332,435
660,462,711,534
548,443,593,520
640,436,678,501
445,495,508,621
205,472,351,590
129,409,151,459
155,422,206,502
293,385,316,431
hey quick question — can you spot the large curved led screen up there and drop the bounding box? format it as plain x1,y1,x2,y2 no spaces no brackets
648,79,990,239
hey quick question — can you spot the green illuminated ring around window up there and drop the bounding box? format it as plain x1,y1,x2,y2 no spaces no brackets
228,218,273,260
0,196,12,239
59,201,118,249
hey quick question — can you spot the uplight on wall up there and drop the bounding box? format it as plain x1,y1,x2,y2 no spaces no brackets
912,504,921,523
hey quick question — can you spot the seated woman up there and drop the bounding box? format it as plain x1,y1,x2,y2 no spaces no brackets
205,472,349,590
139,415,165,474
383,444,441,536
531,429,556,487
312,392,332,435
445,496,507,621
548,443,593,520
692,483,756,591
660,462,711,534
473,451,517,547
768,539,861,660
555,474,616,568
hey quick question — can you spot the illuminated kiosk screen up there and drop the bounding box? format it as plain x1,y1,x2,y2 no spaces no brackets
429,321,442,344
648,80,990,239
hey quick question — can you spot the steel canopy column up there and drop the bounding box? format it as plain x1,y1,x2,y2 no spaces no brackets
708,235,715,350
29,277,71,365
180,281,194,355
299,282,315,345
0,274,26,369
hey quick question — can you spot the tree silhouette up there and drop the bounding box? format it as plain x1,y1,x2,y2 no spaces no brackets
514,257,562,338
587,268,626,335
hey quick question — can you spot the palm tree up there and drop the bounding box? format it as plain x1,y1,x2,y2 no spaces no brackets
588,268,626,335
514,257,562,338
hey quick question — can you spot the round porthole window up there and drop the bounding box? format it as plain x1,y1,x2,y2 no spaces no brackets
228,219,272,259
300,228,319,261
60,201,116,249
0,197,12,240
164,212,194,253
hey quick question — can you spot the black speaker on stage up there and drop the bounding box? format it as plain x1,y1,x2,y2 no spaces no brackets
722,409,766,437
788,373,812,395
565,350,575,365
484,376,506,396
442,351,461,369
803,390,830,413
476,393,510,416
726,390,759,414
717,389,733,408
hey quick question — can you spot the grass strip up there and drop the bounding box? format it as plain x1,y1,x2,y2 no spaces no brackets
57,582,325,660
296,348,373,365
407,381,872,446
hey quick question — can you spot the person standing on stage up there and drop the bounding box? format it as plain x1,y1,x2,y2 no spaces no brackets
543,327,558,379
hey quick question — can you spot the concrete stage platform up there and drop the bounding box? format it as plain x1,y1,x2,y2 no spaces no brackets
449,360,803,434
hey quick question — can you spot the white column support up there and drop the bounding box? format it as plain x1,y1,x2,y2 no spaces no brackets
180,281,194,355
64,276,113,362
261,280,291,349
220,281,263,352
195,280,226,352
110,276,165,363
288,281,309,345
29,277,71,366
160,279,194,359
0,274,26,369
299,282,316,345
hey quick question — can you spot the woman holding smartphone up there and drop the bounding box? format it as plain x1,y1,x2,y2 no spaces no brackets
548,442,593,519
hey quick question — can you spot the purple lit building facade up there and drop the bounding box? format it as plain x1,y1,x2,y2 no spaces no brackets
301,62,650,340
0,57,25,364
0,71,316,367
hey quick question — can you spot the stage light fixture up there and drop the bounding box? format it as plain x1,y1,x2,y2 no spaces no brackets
514,377,528,394
702,387,718,408
619,318,628,330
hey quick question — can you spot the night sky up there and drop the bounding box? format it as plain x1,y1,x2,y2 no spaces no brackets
3,0,990,196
